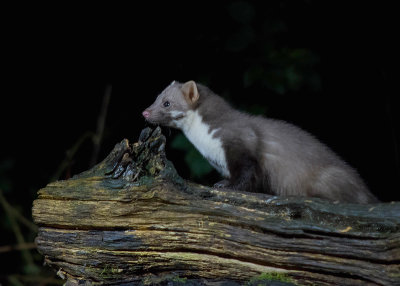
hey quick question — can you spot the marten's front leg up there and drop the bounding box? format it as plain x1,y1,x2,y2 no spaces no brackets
227,156,257,192
213,149,258,192
213,179,230,188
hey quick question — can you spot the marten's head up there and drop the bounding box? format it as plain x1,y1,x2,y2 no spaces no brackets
142,80,200,128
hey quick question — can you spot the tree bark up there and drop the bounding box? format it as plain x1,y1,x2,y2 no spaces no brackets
32,127,400,286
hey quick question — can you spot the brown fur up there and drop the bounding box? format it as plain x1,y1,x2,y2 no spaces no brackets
143,81,378,204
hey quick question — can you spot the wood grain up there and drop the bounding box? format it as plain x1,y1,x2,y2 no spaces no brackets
33,127,400,285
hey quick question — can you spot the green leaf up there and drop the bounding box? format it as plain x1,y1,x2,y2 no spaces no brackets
185,149,213,179
170,133,192,150
170,134,213,179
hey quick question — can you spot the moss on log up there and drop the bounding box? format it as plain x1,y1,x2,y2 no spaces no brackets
32,127,400,286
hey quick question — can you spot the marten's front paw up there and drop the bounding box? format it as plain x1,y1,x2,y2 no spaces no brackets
213,179,230,188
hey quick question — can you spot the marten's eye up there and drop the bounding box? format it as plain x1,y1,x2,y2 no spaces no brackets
163,101,170,107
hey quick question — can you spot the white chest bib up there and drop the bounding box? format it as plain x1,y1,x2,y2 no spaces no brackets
178,110,230,178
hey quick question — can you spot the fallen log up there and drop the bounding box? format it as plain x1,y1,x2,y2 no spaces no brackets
32,127,400,285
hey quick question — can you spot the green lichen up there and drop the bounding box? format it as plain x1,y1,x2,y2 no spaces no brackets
171,275,188,283
99,264,123,278
247,272,295,285
135,175,155,186
140,274,189,286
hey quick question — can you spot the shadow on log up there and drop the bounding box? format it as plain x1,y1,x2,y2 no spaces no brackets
32,127,400,286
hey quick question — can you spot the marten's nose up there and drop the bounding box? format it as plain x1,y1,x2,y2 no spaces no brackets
142,110,150,118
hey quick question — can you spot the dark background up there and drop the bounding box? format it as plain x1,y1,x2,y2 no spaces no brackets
1,1,398,284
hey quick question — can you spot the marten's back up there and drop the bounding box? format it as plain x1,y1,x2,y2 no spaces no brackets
197,88,377,203
253,117,377,203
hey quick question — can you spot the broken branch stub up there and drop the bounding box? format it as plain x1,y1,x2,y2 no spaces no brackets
32,127,400,286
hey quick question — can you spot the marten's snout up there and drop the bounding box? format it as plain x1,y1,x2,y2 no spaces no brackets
142,110,150,119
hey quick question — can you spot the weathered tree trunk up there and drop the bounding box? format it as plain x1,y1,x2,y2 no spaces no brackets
32,127,400,286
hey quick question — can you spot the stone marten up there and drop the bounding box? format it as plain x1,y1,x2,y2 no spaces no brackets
142,80,378,204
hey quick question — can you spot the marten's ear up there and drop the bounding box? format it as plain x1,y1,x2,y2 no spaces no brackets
181,81,199,104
